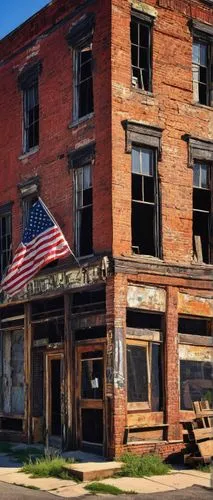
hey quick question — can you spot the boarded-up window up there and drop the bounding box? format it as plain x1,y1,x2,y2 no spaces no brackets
180,359,213,410
0,330,24,415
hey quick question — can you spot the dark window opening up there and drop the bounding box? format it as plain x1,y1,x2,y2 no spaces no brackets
192,39,211,106
0,211,12,280
51,359,61,436
180,359,213,410
178,316,212,336
75,326,106,341
32,297,64,319
24,83,39,152
127,310,162,330
127,342,163,411
75,164,93,256
32,350,44,417
131,16,151,91
72,289,105,314
193,162,212,263
81,409,103,444
132,146,159,256
75,44,93,119
1,418,23,431
127,345,148,402
33,319,64,344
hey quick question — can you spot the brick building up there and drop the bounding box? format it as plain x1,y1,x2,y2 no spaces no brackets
0,0,212,459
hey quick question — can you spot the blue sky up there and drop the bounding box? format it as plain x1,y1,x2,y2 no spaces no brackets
0,0,50,40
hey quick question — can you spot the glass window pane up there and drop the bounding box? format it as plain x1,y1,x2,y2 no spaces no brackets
131,21,138,45
140,24,149,48
193,164,200,187
201,165,209,189
142,149,153,176
127,345,148,402
76,169,83,192
81,356,103,399
192,43,200,64
132,147,141,173
200,44,207,66
131,44,138,67
83,165,92,190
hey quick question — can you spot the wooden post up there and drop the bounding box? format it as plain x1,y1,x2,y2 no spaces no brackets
64,293,73,449
24,302,32,443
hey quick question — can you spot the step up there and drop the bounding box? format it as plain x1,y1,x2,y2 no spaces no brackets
63,461,123,481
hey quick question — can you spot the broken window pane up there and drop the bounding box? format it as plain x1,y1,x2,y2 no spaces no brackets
75,164,93,256
193,162,211,264
132,147,159,256
131,16,151,91
180,359,213,410
0,330,24,415
127,345,148,402
151,343,163,411
192,39,209,105
75,44,93,119
178,316,211,336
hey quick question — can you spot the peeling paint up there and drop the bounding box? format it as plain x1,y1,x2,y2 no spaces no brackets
178,293,213,317
127,285,166,312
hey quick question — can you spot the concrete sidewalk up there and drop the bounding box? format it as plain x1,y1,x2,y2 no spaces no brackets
0,465,211,497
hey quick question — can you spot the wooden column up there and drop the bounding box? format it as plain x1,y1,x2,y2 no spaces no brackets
64,293,73,449
165,286,181,441
24,302,32,443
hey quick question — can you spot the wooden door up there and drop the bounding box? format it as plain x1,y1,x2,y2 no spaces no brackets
76,344,105,453
46,352,64,443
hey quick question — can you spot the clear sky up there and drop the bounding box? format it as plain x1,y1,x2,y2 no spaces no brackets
0,0,50,40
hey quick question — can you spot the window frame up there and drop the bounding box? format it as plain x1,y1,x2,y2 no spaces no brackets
192,160,212,264
74,161,93,257
18,61,42,154
18,176,40,234
131,11,153,92
191,20,213,107
0,203,12,280
73,42,94,121
23,82,39,153
126,339,163,411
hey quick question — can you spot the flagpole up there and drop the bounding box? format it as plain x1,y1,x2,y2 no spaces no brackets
38,197,81,267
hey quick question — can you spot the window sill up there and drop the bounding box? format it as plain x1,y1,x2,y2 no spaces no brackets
68,112,94,129
77,253,94,261
18,146,39,160
131,253,163,263
192,102,213,111
132,87,154,98
191,260,213,268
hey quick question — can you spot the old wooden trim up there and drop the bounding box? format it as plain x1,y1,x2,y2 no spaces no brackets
178,333,213,347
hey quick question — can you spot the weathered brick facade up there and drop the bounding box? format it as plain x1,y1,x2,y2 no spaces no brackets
0,0,212,460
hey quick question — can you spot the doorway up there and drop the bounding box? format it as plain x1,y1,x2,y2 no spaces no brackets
76,344,105,454
46,353,64,445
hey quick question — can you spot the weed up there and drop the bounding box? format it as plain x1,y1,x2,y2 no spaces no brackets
118,453,171,477
12,447,44,463
21,456,75,479
196,464,211,473
85,482,135,495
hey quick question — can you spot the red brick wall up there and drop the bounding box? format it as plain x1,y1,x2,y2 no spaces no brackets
111,0,213,263
0,0,112,256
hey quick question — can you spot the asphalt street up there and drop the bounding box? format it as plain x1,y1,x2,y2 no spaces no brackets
0,483,212,500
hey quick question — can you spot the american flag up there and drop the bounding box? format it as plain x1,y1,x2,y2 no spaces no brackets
1,198,72,297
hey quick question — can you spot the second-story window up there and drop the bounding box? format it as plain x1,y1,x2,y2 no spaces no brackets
0,204,12,279
75,162,93,257
23,83,39,152
131,11,152,91
132,146,160,256
18,61,42,154
193,162,212,263
191,20,213,107
74,44,93,120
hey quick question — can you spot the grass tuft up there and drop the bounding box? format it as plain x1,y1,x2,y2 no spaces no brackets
196,464,211,473
85,482,135,495
12,447,44,463
21,456,75,479
118,453,171,477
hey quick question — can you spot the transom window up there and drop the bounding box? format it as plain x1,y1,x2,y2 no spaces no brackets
131,13,152,91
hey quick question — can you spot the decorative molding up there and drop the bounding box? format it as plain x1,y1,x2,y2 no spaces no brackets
123,120,163,159
131,1,157,19
66,12,95,47
183,134,213,167
0,201,13,215
190,19,213,38
18,61,42,90
68,141,95,169
18,176,40,198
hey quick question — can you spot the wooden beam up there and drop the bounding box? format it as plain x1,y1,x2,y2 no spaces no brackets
24,302,32,443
